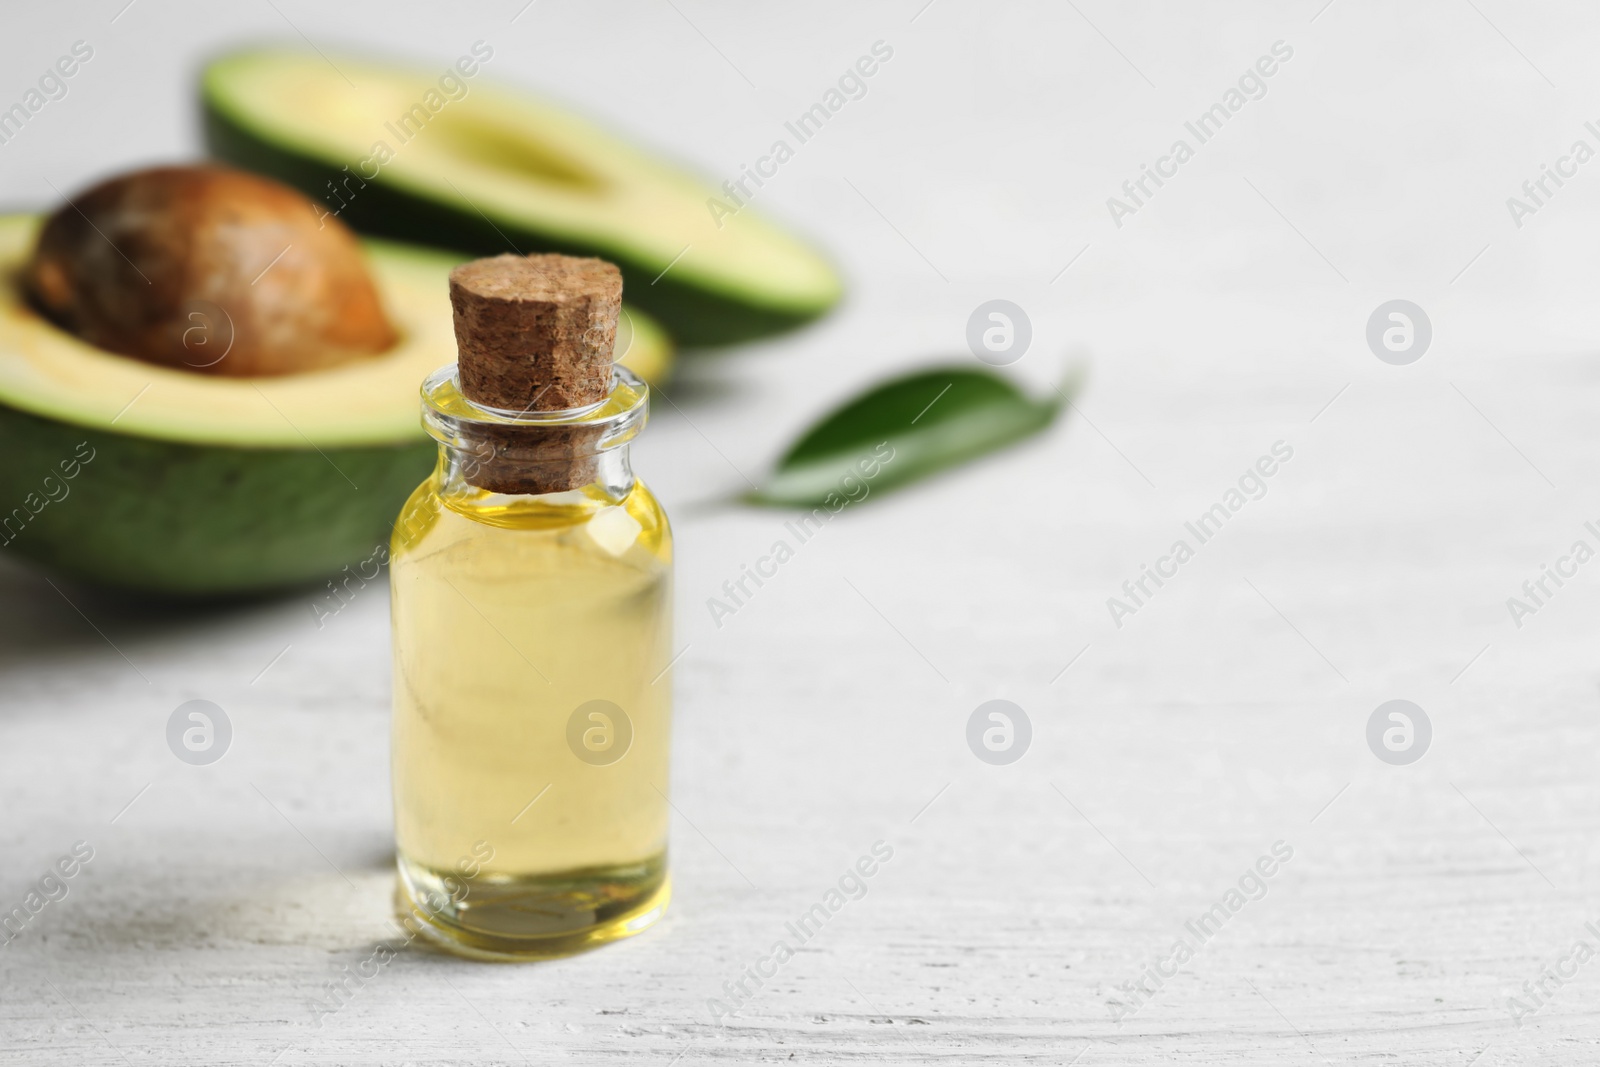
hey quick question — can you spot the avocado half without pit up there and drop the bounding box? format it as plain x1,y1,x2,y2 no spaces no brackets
201,48,843,345
0,164,671,595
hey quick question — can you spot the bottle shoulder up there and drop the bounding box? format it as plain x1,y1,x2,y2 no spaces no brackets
392,474,670,567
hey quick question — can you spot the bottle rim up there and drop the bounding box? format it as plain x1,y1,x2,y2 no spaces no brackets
420,363,649,454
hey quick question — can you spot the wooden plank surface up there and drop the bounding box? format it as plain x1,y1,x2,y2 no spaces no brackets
4,2,1600,1063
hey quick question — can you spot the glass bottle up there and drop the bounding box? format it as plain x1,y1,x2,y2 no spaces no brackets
389,361,672,959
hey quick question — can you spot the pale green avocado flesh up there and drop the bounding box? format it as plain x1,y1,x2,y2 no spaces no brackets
200,48,843,345
0,214,672,595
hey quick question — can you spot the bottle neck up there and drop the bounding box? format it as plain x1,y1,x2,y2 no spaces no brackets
419,363,649,505
435,437,636,506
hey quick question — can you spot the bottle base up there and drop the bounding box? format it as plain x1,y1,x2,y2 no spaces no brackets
395,853,669,961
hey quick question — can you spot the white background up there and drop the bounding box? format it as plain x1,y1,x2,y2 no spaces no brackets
3,1,1600,1063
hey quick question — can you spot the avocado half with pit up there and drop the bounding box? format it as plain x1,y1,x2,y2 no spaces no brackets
0,214,670,595
201,48,843,346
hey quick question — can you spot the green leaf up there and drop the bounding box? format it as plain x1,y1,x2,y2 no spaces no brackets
745,364,1074,507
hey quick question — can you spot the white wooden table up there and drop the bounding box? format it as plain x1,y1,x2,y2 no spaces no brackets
5,2,1600,1063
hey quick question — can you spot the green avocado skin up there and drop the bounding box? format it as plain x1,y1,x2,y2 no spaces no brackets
204,107,826,347
0,402,434,596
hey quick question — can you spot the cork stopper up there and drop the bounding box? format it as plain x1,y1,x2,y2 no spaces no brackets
451,253,623,412
446,254,625,494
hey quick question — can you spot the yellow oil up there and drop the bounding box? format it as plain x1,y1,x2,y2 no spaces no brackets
389,467,672,959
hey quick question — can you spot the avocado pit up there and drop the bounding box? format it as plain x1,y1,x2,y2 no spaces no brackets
25,164,397,377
